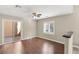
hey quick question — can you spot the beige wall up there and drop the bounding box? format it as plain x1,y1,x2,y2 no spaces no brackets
37,6,79,46
22,15,36,39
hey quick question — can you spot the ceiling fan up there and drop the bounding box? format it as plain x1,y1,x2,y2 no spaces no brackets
15,5,22,8
32,12,42,18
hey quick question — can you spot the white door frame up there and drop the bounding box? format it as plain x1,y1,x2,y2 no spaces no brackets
2,19,23,44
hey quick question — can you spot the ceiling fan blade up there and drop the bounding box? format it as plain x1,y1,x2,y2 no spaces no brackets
37,14,42,17
32,13,37,16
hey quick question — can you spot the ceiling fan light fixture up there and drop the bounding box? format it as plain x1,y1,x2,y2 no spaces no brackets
16,5,22,8
32,12,42,19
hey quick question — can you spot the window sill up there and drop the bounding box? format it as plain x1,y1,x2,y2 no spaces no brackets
43,32,55,35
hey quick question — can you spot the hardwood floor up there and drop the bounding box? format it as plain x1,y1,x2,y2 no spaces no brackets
0,37,64,54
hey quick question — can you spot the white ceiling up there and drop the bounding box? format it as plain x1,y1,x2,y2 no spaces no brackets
0,5,73,19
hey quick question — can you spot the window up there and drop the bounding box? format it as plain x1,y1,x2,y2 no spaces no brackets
43,21,55,34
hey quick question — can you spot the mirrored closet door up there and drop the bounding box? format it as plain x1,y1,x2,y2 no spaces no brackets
2,19,22,44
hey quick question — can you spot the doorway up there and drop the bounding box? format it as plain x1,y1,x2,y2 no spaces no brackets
2,19,22,44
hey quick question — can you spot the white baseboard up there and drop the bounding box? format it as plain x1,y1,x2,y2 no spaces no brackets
24,36,36,40
73,45,79,49
37,36,64,44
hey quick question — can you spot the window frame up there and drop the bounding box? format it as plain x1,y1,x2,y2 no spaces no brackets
43,21,55,35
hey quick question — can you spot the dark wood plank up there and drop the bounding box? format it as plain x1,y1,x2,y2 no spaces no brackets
0,37,64,54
